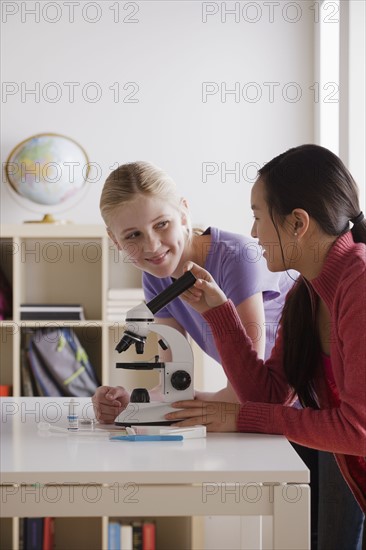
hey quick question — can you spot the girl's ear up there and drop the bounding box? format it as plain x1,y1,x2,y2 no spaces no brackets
291,209,310,237
181,197,189,209
106,228,122,250
180,198,189,226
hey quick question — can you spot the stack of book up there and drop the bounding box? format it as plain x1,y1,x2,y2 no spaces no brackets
108,520,155,550
20,304,85,321
107,288,144,322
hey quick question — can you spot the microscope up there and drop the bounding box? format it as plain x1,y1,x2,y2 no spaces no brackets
114,271,197,426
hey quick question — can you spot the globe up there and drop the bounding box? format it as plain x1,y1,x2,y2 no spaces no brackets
5,133,90,221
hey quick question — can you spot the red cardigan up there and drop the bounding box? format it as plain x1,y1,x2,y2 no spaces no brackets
203,232,366,511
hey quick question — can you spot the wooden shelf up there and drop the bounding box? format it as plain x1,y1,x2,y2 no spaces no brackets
0,224,202,549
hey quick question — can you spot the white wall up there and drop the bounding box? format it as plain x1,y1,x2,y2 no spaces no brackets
2,2,364,395
314,0,365,213
340,0,366,210
1,0,315,236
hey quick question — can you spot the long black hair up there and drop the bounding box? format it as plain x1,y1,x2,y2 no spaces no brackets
258,144,366,408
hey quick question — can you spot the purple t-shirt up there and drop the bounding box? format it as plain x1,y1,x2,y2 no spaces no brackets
143,227,296,361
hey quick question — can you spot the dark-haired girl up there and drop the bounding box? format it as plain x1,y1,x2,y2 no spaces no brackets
167,144,366,547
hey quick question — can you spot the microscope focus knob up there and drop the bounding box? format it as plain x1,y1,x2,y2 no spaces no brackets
171,370,192,391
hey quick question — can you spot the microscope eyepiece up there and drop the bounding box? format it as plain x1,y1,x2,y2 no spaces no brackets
146,271,196,314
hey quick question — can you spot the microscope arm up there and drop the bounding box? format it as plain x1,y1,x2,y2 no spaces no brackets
148,324,194,364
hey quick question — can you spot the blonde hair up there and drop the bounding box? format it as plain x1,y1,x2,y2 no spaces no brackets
100,161,201,237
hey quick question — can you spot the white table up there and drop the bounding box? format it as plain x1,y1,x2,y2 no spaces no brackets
0,398,310,549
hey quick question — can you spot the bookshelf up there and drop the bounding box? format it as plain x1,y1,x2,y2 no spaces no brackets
0,224,204,550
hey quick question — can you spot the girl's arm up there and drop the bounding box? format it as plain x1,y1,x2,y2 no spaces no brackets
181,262,290,404
195,292,266,402
179,264,366,457
156,295,266,403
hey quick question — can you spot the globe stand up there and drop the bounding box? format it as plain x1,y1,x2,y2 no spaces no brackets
24,213,70,224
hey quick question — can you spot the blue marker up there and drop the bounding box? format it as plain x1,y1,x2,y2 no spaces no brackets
109,435,183,442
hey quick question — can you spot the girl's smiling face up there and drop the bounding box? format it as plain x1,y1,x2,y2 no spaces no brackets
251,177,299,272
107,195,189,278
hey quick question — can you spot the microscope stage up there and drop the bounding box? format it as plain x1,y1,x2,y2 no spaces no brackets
114,402,185,426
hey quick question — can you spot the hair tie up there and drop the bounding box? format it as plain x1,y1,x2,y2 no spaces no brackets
350,212,364,225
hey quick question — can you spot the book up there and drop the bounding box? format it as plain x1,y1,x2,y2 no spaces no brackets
132,521,143,550
42,517,55,550
108,521,121,550
142,521,156,550
20,304,85,321
120,524,133,550
24,518,44,550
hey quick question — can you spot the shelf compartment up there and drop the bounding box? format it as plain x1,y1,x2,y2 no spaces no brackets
15,517,103,550
19,325,102,397
107,516,191,550
18,238,103,320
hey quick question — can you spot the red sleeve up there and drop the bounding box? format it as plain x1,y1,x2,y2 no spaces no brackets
203,294,366,457
202,300,291,404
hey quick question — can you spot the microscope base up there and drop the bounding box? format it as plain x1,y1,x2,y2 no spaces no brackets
114,402,185,426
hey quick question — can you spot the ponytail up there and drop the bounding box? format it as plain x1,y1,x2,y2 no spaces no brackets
350,212,366,244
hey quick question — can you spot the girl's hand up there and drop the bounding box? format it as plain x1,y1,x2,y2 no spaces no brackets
165,399,240,431
181,262,228,313
92,385,130,423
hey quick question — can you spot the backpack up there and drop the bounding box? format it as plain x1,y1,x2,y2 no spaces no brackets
23,328,100,397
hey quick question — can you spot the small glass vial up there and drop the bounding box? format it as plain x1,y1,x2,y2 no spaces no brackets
67,398,79,431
